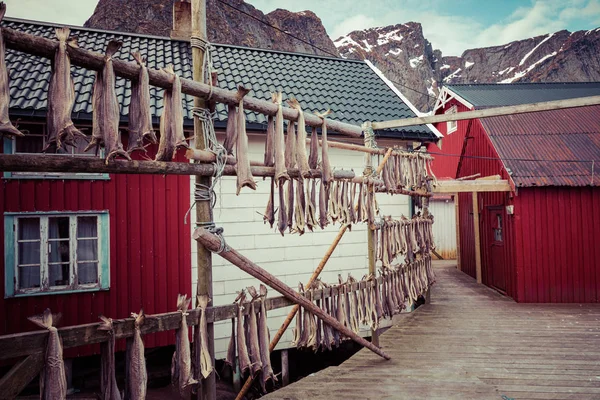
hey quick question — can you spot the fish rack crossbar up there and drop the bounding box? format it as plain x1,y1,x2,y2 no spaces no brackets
0,277,385,361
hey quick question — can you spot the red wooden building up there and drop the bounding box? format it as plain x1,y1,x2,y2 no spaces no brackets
428,82,600,303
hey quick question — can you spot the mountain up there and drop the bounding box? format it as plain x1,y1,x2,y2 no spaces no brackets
335,25,600,112
84,0,339,57
335,23,441,112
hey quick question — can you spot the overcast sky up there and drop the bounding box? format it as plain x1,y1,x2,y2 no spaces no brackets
5,0,600,56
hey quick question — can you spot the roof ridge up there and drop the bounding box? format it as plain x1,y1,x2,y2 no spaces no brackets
3,16,365,64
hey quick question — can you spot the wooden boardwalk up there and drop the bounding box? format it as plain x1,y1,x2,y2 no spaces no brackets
263,262,600,400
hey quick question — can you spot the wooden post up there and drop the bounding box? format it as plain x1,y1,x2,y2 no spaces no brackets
190,1,216,399
193,228,391,360
362,122,379,346
455,193,461,271
472,192,482,283
281,349,290,387
235,224,350,399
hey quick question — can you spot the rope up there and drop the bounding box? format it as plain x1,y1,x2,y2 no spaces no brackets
184,37,228,227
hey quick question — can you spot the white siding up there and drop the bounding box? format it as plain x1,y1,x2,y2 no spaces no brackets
190,134,410,358
429,198,457,259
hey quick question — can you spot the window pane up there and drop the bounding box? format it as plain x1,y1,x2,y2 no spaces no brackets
77,239,98,261
18,218,40,240
78,262,98,284
49,241,70,263
18,242,40,265
49,264,70,286
48,217,70,239
19,266,40,288
77,216,97,238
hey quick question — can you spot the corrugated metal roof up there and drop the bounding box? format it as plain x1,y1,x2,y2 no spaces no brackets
4,17,436,141
447,82,600,108
480,105,600,187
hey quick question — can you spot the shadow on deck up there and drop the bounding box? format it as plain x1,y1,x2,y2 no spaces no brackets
263,261,600,400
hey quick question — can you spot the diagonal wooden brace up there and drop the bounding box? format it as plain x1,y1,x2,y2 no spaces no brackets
192,227,391,361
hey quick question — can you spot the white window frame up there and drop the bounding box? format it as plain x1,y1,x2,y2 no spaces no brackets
446,105,458,134
4,211,110,297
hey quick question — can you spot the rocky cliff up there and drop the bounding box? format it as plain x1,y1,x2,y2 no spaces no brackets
335,24,600,111
84,0,340,57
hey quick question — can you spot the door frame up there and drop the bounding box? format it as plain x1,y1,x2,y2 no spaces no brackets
486,205,507,294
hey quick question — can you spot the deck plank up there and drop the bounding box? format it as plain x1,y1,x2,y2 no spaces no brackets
263,262,600,400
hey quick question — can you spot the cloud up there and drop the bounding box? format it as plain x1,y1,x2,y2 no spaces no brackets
5,0,99,25
330,15,378,40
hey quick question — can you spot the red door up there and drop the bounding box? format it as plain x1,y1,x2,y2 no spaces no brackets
487,207,506,293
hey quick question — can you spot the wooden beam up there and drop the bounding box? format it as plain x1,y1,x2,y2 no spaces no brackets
0,353,44,400
193,227,391,360
2,26,363,138
472,192,482,284
0,278,378,361
372,95,600,130
433,179,511,193
454,193,461,272
0,154,356,180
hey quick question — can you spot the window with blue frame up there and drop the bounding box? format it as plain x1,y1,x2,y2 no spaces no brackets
4,211,110,297
3,121,109,180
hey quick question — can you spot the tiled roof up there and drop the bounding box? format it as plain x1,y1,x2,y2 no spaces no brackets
481,105,600,187
4,17,436,141
447,82,600,108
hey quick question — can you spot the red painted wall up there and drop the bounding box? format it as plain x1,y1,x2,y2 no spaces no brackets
513,187,600,303
0,130,192,357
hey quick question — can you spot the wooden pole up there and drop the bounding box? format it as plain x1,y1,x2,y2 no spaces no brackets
362,122,379,346
281,350,290,387
0,154,357,180
235,224,350,399
472,192,482,283
306,138,434,160
455,193,461,271
372,95,600,130
190,1,216,399
2,26,362,138
375,147,394,175
192,227,391,360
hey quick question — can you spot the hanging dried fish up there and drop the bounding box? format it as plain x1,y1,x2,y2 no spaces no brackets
305,178,318,232
0,4,23,138
223,104,238,155
172,295,196,396
264,178,275,228
225,317,236,371
297,283,310,348
319,179,328,229
285,119,296,169
356,183,364,222
86,40,131,163
197,295,214,379
286,178,294,232
128,310,147,400
246,287,263,377
235,291,251,376
277,181,287,236
98,316,121,400
128,51,156,153
291,284,303,347
272,92,289,183
28,309,67,400
349,182,357,224
305,288,318,350
318,282,333,351
336,276,348,333
169,66,189,150
295,177,306,235
316,110,333,187
44,27,84,151
288,98,311,177
155,82,175,161
235,86,256,195
258,285,277,392
308,126,319,170
263,114,274,166
328,181,339,223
